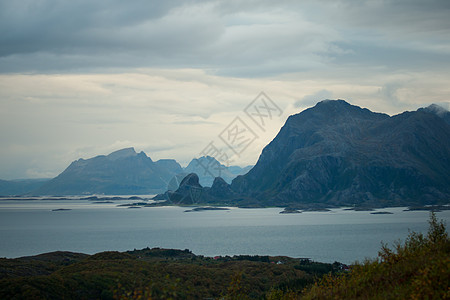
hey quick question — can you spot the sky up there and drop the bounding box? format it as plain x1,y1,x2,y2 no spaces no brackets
1,0,450,179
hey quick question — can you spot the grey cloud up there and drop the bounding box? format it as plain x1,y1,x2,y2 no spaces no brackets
0,1,355,75
0,0,183,55
3,0,450,179
0,0,449,77
377,82,403,108
295,90,333,108
327,0,450,35
172,120,219,125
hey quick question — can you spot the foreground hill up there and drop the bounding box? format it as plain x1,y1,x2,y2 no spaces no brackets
0,248,340,299
231,100,450,207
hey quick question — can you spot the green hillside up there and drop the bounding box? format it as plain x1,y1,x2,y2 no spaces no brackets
300,212,449,299
0,248,341,299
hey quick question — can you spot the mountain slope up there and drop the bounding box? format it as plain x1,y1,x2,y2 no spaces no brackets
231,100,450,207
0,178,50,196
155,159,183,175
29,149,249,196
33,148,178,195
418,103,450,125
184,156,250,187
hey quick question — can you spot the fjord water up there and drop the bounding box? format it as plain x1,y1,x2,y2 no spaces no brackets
0,200,448,264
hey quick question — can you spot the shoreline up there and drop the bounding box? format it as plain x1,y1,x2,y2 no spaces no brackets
1,196,449,212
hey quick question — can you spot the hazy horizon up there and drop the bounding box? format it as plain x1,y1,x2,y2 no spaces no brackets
2,99,447,181
1,0,450,179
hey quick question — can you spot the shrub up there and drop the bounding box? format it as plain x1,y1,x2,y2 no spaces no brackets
302,212,449,299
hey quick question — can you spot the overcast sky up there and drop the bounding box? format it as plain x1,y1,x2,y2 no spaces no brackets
1,0,450,179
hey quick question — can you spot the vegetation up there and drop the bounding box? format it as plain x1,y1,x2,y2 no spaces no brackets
301,212,449,299
0,248,340,299
1,213,447,299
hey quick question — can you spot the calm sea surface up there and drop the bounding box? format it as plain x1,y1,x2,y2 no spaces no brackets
0,199,448,264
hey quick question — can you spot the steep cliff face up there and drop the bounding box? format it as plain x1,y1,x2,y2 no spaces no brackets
231,100,450,207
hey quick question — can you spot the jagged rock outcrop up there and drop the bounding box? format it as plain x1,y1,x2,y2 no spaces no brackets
153,173,241,205
208,177,236,200
169,173,204,205
153,173,205,204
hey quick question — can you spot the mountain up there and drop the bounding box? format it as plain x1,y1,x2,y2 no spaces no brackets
418,103,450,125
32,148,181,195
155,159,183,175
156,173,205,205
229,100,450,207
183,156,251,187
0,178,50,196
25,148,250,196
228,165,253,176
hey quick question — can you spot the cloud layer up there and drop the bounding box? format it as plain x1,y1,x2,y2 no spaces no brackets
2,0,449,75
1,0,449,179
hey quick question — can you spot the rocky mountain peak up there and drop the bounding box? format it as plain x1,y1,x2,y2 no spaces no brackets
178,173,202,190
107,147,138,161
418,103,450,125
424,103,448,115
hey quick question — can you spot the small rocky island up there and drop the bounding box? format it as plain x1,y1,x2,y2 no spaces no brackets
280,208,302,214
184,207,230,212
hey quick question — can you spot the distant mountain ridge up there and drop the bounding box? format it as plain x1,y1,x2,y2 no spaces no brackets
32,148,179,195
0,179,51,196
10,149,250,196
